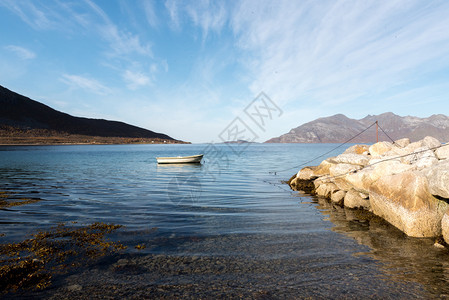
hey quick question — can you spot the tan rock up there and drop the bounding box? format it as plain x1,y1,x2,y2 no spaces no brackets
329,163,362,191
359,192,369,199
314,159,335,176
369,171,449,237
425,159,449,199
343,144,370,155
342,168,371,194
331,190,346,205
333,153,370,166
344,188,370,209
369,141,393,157
383,147,408,159
289,176,298,187
329,163,362,178
415,156,438,170
315,182,338,198
402,146,437,165
394,138,410,148
343,160,415,194
403,141,425,154
435,144,449,160
441,212,449,244
422,136,441,149
296,166,318,180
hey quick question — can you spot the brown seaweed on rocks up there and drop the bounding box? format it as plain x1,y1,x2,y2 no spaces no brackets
0,222,126,293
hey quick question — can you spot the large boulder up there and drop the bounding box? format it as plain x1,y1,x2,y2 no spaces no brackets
403,140,426,154
435,144,449,160
394,138,410,148
332,153,370,166
415,156,438,170
344,188,370,210
402,146,437,165
329,163,362,178
369,171,449,237
315,182,338,198
425,160,449,199
331,190,346,206
329,163,362,191
296,166,319,180
369,141,393,157
422,136,441,149
314,159,335,176
343,160,416,194
343,144,370,155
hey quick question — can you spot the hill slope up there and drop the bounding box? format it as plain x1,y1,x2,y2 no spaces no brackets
0,85,178,142
266,113,449,143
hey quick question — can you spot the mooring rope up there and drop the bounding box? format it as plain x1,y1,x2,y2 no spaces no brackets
377,122,398,146
269,121,378,175
316,143,446,183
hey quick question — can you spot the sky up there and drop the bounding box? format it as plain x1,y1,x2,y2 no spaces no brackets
1,0,449,143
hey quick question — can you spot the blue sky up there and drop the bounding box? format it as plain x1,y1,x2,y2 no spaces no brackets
1,0,449,143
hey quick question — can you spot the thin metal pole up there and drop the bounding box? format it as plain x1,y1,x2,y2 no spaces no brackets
376,121,378,143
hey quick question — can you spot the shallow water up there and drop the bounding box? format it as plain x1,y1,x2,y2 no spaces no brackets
1,143,449,298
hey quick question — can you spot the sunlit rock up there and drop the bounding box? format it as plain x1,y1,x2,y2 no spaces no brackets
332,153,370,166
422,136,441,149
344,188,370,210
435,144,449,160
369,141,393,157
394,138,410,148
343,144,370,155
315,182,338,199
331,190,346,206
370,171,448,237
425,159,449,199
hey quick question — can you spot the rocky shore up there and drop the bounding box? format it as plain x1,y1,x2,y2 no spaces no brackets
289,136,449,242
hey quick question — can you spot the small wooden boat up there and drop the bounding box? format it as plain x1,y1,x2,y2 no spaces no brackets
156,154,203,164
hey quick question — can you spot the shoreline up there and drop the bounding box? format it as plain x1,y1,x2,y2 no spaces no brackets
0,142,186,146
288,136,449,245
0,137,189,146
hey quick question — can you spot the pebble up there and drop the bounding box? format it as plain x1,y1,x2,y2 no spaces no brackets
67,284,82,292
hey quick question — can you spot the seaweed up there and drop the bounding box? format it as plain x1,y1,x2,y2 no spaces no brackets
0,222,126,293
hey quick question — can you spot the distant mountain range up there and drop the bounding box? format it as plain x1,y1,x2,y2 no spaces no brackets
0,85,179,142
266,112,449,143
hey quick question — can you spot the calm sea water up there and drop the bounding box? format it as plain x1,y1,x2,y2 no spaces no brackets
1,143,449,298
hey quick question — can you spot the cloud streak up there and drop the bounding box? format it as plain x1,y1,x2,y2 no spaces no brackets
123,70,151,90
5,45,36,60
60,74,111,95
230,0,449,114
0,0,53,30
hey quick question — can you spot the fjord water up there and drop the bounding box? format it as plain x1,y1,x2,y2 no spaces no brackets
1,143,449,298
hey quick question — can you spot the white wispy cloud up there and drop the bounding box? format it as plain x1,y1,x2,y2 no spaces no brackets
164,0,180,30
99,24,152,57
186,0,227,40
5,45,36,60
2,0,152,58
84,0,152,57
230,0,449,114
123,70,151,90
0,0,53,30
142,0,158,28
60,74,111,95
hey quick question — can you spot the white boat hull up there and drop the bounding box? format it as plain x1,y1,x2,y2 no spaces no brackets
156,154,203,164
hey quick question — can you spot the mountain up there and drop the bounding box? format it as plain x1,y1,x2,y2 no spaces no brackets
0,85,179,142
266,112,449,143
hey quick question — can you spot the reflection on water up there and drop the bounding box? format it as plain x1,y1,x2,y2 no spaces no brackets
313,195,449,298
156,163,203,172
